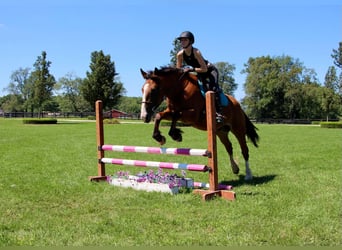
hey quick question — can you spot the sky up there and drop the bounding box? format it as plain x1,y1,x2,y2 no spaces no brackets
0,0,341,101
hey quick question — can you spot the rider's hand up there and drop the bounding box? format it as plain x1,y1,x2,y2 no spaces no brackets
182,65,194,73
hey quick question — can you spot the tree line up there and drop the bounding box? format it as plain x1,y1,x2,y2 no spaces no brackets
1,41,341,121
1,50,125,114
242,51,342,121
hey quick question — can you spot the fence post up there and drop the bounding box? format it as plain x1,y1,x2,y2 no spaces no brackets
193,91,236,201
89,100,106,181
206,91,218,191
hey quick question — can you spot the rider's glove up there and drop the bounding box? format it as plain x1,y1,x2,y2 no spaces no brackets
182,65,194,73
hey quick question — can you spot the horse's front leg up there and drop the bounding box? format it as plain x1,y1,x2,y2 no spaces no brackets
152,110,173,145
168,112,183,142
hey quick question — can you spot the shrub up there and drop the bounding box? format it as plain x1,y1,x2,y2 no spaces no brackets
320,121,342,129
161,121,190,127
311,121,321,125
103,118,120,124
22,118,58,125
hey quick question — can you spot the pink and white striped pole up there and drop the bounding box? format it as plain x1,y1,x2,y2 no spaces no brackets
101,145,209,157
193,181,233,190
101,158,209,172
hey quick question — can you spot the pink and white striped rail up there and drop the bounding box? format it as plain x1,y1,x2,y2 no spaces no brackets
193,181,233,190
101,145,209,157
101,158,209,172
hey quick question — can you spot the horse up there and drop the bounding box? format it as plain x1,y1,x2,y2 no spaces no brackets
139,66,259,180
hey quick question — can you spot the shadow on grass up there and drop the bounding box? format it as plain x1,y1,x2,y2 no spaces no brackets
220,174,277,188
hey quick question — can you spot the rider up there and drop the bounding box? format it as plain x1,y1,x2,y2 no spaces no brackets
176,31,224,123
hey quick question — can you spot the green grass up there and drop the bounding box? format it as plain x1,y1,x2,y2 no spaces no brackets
0,119,341,246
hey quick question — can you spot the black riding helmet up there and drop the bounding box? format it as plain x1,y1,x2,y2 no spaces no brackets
177,31,195,44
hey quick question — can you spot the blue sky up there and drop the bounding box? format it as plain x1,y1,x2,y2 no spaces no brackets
0,0,341,101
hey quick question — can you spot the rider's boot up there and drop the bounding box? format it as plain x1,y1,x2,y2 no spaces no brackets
215,91,224,123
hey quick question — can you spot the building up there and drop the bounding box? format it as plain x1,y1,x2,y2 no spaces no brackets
104,109,132,119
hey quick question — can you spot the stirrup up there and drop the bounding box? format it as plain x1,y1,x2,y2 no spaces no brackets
216,113,224,123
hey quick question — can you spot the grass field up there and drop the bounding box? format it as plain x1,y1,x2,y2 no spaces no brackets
0,118,341,246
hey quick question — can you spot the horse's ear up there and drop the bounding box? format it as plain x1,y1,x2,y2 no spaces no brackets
140,68,148,79
154,67,159,74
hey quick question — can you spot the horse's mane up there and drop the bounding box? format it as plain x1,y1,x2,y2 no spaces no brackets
158,66,180,72
153,66,183,76
155,66,200,88
144,66,199,90
143,66,177,79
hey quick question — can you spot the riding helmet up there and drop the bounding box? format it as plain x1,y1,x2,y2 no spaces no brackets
177,31,195,44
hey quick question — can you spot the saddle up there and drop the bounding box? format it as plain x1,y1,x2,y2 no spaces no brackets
197,79,229,107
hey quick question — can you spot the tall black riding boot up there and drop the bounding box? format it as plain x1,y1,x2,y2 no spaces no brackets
214,91,224,123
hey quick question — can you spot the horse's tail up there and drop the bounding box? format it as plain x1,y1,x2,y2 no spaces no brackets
244,112,259,147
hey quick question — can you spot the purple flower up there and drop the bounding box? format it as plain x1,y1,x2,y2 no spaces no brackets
106,175,111,183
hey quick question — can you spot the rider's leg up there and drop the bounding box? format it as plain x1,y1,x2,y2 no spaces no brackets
208,69,224,123
214,90,224,123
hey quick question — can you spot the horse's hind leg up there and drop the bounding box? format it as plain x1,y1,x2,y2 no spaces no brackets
235,132,253,181
217,131,240,175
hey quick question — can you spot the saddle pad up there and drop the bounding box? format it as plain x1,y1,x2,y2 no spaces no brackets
198,81,229,107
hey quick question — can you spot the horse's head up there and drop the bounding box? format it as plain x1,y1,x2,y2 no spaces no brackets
140,68,166,123
140,67,196,123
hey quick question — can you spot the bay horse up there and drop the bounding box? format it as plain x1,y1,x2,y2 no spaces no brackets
140,66,259,180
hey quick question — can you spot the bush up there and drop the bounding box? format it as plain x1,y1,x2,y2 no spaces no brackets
103,118,120,124
22,118,58,125
311,121,321,125
320,121,342,129
161,121,190,127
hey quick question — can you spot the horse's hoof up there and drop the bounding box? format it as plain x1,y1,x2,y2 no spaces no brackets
169,128,183,142
153,133,166,145
159,136,166,145
244,172,253,181
244,175,253,181
245,169,253,181
232,165,239,175
169,133,182,142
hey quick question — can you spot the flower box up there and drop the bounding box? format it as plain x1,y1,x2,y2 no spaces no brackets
176,177,194,188
108,175,180,194
107,169,193,195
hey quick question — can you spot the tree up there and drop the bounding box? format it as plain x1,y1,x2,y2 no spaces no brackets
242,55,322,119
331,41,342,69
116,96,142,114
29,51,56,116
0,94,24,112
169,38,182,66
324,66,339,93
214,62,237,95
300,84,322,119
331,42,342,115
5,67,31,112
57,73,88,112
81,50,125,111
7,67,30,96
321,66,340,121
242,56,283,118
